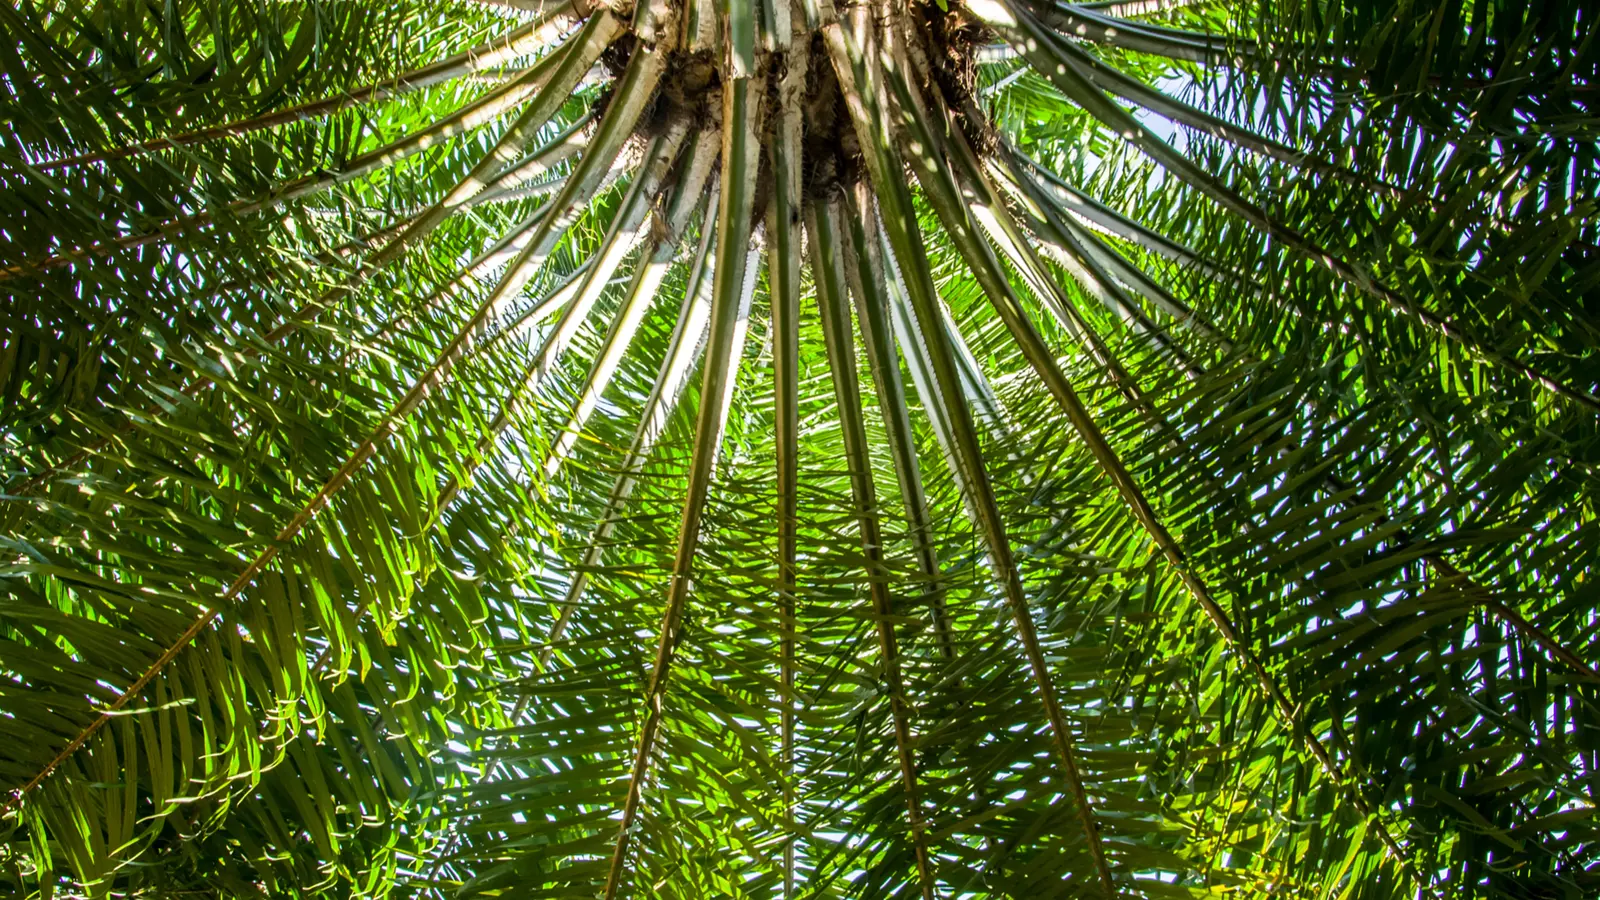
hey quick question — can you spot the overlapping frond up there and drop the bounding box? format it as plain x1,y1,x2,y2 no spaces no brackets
3,0,1596,897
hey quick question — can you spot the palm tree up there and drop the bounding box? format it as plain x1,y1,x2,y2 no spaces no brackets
1,0,1596,896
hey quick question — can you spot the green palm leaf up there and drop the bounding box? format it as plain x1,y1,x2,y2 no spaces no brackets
3,0,1597,898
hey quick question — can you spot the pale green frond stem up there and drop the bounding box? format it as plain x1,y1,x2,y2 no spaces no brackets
685,0,720,53
538,194,719,668
901,231,1031,478
984,145,1228,347
938,297,1019,449
263,14,612,349
370,122,647,357
1064,2,1251,47
425,41,674,514
1033,0,1238,65
1017,150,1234,280
1007,177,1240,365
725,0,758,80
799,0,823,30
465,0,592,14
766,27,806,896
465,111,595,205
472,259,599,372
293,113,592,342
977,0,1600,414
1026,18,1411,200
962,141,1207,384
823,13,1117,896
813,196,938,899
947,86,1276,585
516,120,687,378
923,256,1045,490
31,1,584,172
1011,164,1222,347
882,19,1068,467
870,56,1107,570
879,227,982,533
471,173,574,207
457,111,663,355
458,66,542,84
912,87,1161,404
761,0,792,50
4,35,587,282
1078,0,1214,18
543,130,720,477
884,25,1430,891
342,200,591,375
1016,155,1232,282
879,223,1009,643
981,61,1034,98
841,185,954,662
1004,182,1207,380
342,12,624,295
712,241,763,467
822,14,978,540
1002,163,1240,367
602,49,762,895
976,43,1022,64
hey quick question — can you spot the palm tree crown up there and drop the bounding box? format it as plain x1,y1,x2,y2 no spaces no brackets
1,0,1597,897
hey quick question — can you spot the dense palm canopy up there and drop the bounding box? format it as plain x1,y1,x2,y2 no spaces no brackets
2,0,1598,896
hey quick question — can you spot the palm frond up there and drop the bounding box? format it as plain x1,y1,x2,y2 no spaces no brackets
4,0,1597,897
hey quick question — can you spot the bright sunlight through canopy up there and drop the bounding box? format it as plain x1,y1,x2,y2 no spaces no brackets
1,0,1596,897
